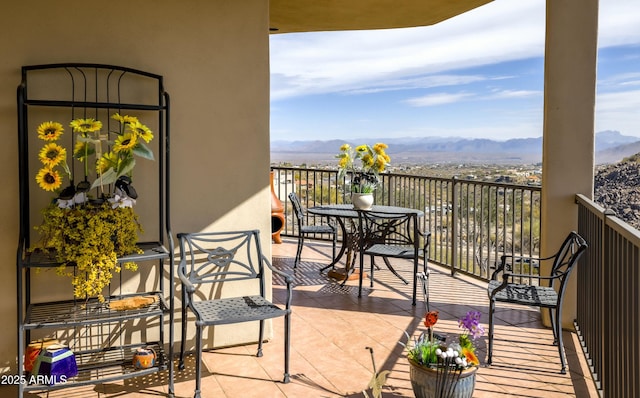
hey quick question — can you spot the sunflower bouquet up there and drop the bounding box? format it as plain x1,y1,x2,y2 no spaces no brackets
336,143,390,193
31,113,154,301
35,113,154,207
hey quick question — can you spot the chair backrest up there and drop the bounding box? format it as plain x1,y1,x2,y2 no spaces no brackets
357,209,420,250
177,230,267,296
550,231,588,294
288,192,305,229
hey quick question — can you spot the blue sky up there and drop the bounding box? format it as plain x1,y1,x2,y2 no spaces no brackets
270,0,640,141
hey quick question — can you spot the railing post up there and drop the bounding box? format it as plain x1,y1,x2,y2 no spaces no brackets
451,176,458,276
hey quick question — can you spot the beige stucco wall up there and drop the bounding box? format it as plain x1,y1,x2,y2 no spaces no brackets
0,0,271,372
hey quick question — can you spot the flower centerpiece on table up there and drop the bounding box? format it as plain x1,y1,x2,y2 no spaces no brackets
400,310,485,398
336,143,390,193
30,113,155,302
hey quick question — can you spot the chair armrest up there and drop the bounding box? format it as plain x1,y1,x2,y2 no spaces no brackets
491,253,549,280
263,256,295,285
263,255,294,309
177,264,197,294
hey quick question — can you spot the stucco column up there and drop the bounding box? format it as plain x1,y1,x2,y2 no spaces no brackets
541,0,598,328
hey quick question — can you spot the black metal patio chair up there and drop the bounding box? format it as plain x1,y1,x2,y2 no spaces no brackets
487,230,588,373
356,209,431,306
177,230,294,398
288,192,337,269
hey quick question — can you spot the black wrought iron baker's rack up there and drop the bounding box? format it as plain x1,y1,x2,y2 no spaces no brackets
16,63,174,397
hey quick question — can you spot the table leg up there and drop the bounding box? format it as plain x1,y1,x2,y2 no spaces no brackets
320,217,348,272
326,220,368,283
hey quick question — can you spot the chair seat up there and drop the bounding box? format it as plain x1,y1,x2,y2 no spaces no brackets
300,224,335,234
364,244,423,259
488,280,558,308
192,295,288,326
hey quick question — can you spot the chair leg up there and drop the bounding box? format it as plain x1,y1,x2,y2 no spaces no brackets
358,252,365,297
194,325,202,398
554,306,567,374
179,298,188,371
417,272,429,311
550,307,559,345
257,320,264,357
331,232,337,271
294,235,304,268
411,259,418,306
488,299,495,365
381,257,408,284
283,313,291,383
369,255,375,288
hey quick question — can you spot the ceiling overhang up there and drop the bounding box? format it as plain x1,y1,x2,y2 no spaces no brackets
269,0,493,33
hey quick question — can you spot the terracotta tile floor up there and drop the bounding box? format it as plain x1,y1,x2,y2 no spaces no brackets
20,238,598,398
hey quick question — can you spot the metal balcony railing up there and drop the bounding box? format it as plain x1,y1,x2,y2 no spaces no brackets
271,166,541,282
576,193,640,398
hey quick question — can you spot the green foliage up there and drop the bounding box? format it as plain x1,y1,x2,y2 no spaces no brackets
405,332,440,366
31,203,143,302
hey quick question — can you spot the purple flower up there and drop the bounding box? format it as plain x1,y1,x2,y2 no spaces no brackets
459,310,485,340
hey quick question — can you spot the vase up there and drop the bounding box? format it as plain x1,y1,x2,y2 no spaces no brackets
352,193,374,210
408,358,477,398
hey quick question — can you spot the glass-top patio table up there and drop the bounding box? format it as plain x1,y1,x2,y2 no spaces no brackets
307,204,424,281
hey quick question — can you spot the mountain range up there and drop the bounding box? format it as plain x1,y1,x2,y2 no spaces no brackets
271,130,640,165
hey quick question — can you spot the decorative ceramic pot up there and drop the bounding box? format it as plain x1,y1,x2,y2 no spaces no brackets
352,193,374,210
408,358,477,398
270,171,285,243
132,347,157,369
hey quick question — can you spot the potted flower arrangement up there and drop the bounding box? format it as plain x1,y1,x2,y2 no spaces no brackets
336,143,390,209
400,310,484,398
30,113,154,302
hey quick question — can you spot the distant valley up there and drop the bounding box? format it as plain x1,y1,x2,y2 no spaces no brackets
271,130,640,165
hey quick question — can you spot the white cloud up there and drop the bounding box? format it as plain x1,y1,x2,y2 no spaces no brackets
404,88,540,108
347,74,488,95
488,89,540,99
270,0,546,100
405,92,474,107
270,0,640,101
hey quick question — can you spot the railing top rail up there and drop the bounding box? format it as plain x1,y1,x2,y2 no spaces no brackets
271,166,541,191
452,176,541,191
577,193,640,243
575,193,606,215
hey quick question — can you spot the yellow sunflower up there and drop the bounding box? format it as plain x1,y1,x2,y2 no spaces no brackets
113,133,137,153
372,142,388,154
96,151,119,174
361,153,374,167
37,121,64,141
70,118,102,134
36,168,62,192
128,120,154,143
73,141,94,160
38,143,66,168
338,156,349,168
112,113,139,125
375,156,387,173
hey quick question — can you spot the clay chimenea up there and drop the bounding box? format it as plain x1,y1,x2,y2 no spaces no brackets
270,171,285,243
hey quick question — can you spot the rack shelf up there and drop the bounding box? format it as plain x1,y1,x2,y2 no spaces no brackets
22,242,170,268
23,342,168,392
24,292,168,329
